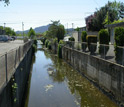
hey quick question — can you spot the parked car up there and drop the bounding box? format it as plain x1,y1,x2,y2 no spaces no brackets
11,36,16,40
0,35,9,42
8,36,13,41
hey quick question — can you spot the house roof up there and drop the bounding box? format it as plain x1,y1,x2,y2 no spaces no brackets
105,22,124,28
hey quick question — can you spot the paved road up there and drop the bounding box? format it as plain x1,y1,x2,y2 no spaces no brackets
0,40,24,92
0,40,24,55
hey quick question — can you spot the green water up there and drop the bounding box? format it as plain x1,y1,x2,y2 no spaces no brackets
24,43,117,107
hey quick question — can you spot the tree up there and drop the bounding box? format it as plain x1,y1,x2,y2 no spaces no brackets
57,24,65,42
75,27,80,31
11,30,16,36
4,27,16,36
46,20,65,42
85,1,122,31
28,27,35,38
5,27,11,35
0,0,10,5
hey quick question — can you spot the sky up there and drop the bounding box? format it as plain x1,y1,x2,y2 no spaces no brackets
0,0,123,31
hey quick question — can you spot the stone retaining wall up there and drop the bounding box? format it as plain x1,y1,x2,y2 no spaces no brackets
62,46,124,103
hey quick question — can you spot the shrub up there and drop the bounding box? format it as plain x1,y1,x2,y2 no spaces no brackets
45,39,49,48
53,38,58,53
53,38,58,44
48,41,52,50
59,40,65,45
32,44,37,55
81,31,87,51
98,29,109,57
58,44,62,58
68,37,75,48
41,37,46,45
114,27,124,64
57,40,65,58
81,31,87,42
33,39,37,46
69,37,75,41
87,35,97,54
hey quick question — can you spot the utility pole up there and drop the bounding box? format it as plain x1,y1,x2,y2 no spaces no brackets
67,23,68,34
72,23,74,32
22,22,24,39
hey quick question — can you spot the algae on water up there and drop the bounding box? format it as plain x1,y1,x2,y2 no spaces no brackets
44,84,54,92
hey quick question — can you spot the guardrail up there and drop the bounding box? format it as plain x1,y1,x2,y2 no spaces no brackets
63,41,124,66
0,40,33,89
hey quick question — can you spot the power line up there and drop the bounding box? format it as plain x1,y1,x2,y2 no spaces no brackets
92,0,100,7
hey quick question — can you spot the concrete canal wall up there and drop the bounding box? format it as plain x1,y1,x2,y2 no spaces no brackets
0,45,33,107
62,46,124,103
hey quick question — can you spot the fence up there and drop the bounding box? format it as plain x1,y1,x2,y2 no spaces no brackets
63,41,124,66
0,40,33,89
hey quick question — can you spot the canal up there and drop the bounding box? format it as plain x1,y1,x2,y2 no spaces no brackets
23,42,117,107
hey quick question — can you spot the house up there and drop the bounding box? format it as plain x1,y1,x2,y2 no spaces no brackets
72,27,86,42
105,22,124,44
72,26,98,42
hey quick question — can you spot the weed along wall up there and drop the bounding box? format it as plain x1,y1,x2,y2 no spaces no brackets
62,46,124,103
0,47,33,107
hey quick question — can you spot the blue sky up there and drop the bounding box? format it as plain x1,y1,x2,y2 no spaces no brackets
0,0,123,31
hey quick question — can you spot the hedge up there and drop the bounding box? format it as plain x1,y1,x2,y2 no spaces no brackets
87,35,97,54
98,29,109,58
114,27,124,64
48,41,52,50
45,39,49,48
69,37,75,41
57,40,64,58
81,31,87,51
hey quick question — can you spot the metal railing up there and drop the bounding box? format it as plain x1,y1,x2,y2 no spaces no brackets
63,41,124,66
0,40,33,89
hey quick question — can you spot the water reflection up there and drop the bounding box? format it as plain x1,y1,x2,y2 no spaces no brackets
44,50,117,107
24,44,117,107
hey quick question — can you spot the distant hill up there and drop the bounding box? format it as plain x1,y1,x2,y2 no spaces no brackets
16,24,50,34
16,24,73,34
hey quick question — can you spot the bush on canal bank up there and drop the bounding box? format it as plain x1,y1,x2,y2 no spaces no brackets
98,29,109,58
87,35,97,54
114,27,124,64
41,37,46,45
34,39,37,46
45,39,49,48
81,31,87,51
57,40,64,58
69,37,75,41
48,41,52,50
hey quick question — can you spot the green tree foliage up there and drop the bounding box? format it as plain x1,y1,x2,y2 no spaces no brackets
11,30,16,36
0,26,3,30
1,27,16,36
69,37,75,41
114,27,124,64
57,40,64,58
103,12,111,25
46,21,65,42
86,1,122,31
28,27,35,38
5,27,11,35
75,27,80,31
0,0,9,5
45,39,49,48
